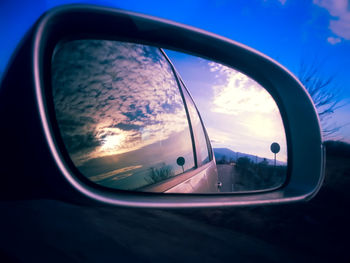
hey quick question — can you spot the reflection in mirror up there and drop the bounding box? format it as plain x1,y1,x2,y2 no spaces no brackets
165,49,287,192
51,39,287,194
52,40,195,191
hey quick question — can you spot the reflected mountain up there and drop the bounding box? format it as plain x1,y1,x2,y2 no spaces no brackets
214,148,287,166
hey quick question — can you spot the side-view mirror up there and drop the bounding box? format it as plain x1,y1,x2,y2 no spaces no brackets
1,5,325,207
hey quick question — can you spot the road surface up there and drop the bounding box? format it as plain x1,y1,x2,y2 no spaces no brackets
217,164,235,192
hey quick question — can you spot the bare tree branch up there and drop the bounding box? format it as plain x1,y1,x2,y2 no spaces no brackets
297,60,347,139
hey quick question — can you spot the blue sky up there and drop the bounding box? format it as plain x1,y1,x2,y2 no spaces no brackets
1,0,349,143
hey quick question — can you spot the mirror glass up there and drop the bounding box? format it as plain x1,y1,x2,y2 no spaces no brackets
51,39,287,194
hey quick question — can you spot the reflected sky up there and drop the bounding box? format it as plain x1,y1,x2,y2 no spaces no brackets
52,40,195,190
165,50,287,162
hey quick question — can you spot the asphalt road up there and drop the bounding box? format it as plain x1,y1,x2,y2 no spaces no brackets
217,164,235,192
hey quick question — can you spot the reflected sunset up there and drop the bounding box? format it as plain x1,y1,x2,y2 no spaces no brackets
52,40,196,190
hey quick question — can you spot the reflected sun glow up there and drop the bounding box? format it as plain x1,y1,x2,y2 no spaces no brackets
100,133,126,153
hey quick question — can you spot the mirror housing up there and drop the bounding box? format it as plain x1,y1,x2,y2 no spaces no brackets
30,5,324,207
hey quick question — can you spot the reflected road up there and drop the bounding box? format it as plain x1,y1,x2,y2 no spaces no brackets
217,164,235,192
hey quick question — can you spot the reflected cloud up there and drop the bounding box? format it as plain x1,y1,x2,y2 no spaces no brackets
242,112,285,139
206,61,287,162
52,40,195,190
89,165,142,182
209,62,277,115
52,40,190,165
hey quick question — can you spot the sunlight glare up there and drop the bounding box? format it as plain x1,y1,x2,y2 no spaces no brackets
100,133,126,153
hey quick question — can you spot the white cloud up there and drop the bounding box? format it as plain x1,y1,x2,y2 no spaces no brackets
209,62,278,115
205,62,287,161
327,36,342,44
314,0,350,40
